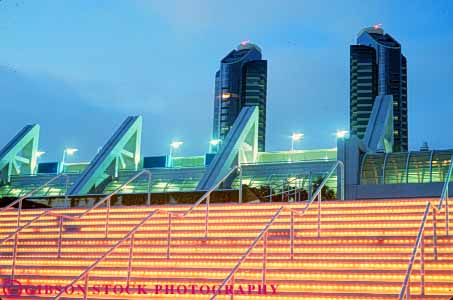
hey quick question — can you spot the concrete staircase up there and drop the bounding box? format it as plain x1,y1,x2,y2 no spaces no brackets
0,198,452,299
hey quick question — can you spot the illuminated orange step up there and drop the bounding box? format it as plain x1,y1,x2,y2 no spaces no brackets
0,198,451,299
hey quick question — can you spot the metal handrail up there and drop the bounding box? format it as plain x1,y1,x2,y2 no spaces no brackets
311,160,344,201
209,207,284,300
1,170,152,281
209,201,316,300
0,173,70,214
180,166,239,218
73,169,152,238
165,166,240,258
436,154,452,237
2,210,50,279
53,209,160,300
209,161,344,299
0,173,70,279
261,160,344,203
53,166,241,299
263,175,305,201
399,157,453,299
398,202,431,299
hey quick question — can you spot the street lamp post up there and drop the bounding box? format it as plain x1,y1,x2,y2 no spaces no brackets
209,139,222,153
34,151,46,174
60,148,78,173
290,133,304,152
168,141,183,168
336,130,349,139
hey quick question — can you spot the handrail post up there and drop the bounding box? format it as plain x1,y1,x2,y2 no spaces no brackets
64,174,70,208
83,273,89,300
230,275,235,300
11,232,19,280
446,186,449,237
238,165,243,203
146,172,152,206
262,231,268,286
406,281,410,299
290,211,294,260
126,233,135,286
166,213,172,259
433,207,438,260
281,179,284,201
16,200,23,232
105,197,111,238
57,216,63,258
420,231,425,297
317,193,321,238
340,161,345,200
204,195,210,241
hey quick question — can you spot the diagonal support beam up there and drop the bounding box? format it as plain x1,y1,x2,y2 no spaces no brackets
69,116,142,195
0,124,40,183
197,106,259,190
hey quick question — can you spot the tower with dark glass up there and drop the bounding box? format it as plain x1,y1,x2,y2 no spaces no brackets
212,42,267,152
350,27,408,152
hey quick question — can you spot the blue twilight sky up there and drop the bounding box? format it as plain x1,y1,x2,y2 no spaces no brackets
1,0,452,162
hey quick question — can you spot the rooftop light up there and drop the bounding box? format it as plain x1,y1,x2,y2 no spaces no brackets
336,130,349,139
170,141,184,149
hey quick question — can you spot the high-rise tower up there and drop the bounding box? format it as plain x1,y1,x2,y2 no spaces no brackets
212,41,267,152
350,26,408,152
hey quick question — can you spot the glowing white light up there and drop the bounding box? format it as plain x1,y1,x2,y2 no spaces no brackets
170,141,183,149
291,133,304,141
65,148,78,155
336,130,349,139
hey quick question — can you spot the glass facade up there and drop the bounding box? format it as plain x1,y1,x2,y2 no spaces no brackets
212,43,267,152
361,150,453,184
350,27,408,152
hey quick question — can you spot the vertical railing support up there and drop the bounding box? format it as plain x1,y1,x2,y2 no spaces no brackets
204,195,210,241
16,200,22,232
340,160,345,200
290,211,294,260
406,281,410,299
126,233,135,286
419,233,425,297
83,273,89,300
230,275,235,300
446,186,449,237
166,213,172,259
433,207,438,260
11,233,18,280
11,199,23,279
317,193,321,238
105,198,111,238
262,231,268,286
268,183,272,203
64,175,70,208
238,165,243,204
57,216,63,258
281,179,284,202
147,173,152,206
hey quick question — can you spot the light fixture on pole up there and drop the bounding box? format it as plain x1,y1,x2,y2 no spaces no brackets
36,151,46,158
290,133,304,152
209,139,222,153
60,148,78,173
169,141,183,168
33,151,46,174
336,130,349,139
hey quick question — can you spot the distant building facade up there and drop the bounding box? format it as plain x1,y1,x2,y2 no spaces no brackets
212,42,267,152
350,27,408,152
